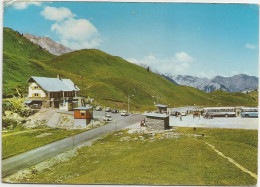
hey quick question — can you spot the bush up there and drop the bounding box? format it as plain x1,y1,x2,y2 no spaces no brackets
2,118,18,129
2,97,31,117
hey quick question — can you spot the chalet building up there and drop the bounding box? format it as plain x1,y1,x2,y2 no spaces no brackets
26,75,84,110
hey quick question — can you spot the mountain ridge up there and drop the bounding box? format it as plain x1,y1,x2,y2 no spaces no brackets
163,73,258,93
23,33,74,56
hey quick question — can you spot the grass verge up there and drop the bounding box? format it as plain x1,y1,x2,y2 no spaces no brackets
2,128,87,159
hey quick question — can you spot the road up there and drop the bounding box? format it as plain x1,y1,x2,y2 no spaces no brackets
2,114,144,178
57,109,133,122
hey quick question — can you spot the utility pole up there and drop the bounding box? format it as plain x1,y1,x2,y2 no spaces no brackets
128,94,134,114
80,75,83,96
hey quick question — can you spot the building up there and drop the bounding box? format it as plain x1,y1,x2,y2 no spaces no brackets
26,75,84,110
155,104,168,114
73,106,93,128
144,113,170,131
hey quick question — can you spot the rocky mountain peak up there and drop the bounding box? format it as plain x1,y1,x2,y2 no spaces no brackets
23,33,74,56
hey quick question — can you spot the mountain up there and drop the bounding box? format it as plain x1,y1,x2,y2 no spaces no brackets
3,28,257,109
211,74,258,92
160,74,179,85
23,33,74,56
164,73,258,93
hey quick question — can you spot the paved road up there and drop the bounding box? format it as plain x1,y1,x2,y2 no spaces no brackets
2,114,144,178
57,109,135,122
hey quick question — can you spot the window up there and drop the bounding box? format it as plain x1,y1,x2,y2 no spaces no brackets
81,113,85,116
34,93,39,97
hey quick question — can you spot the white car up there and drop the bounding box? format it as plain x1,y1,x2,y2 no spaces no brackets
181,111,187,116
120,110,129,116
95,106,102,111
103,114,112,122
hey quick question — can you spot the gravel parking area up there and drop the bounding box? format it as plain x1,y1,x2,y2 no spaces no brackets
170,115,258,130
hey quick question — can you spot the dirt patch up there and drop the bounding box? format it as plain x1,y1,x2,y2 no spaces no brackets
36,133,53,138
25,109,80,129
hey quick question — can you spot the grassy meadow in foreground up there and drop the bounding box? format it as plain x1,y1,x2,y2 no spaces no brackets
4,127,257,185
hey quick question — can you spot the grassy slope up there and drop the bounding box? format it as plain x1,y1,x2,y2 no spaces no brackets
9,128,257,185
3,28,56,97
2,28,257,109
44,49,257,110
248,90,258,103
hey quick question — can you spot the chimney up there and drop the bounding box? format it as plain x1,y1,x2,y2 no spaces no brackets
57,74,61,79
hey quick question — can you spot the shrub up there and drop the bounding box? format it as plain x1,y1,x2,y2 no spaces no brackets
2,118,18,129
2,97,31,117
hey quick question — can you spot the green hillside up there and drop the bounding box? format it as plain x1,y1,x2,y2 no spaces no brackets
2,28,257,110
3,28,56,97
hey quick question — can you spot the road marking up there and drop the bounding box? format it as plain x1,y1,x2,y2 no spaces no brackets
205,142,257,180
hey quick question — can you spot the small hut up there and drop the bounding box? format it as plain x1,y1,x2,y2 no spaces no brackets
73,106,93,128
144,113,170,131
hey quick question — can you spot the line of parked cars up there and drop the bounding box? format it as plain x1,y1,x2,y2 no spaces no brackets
94,105,129,118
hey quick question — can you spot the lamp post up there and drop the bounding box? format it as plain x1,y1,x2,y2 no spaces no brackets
152,95,160,104
128,94,134,114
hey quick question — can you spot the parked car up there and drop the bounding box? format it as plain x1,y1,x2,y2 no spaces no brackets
120,110,129,116
30,104,41,109
105,107,111,112
95,106,102,111
181,111,187,116
103,114,112,122
111,108,119,113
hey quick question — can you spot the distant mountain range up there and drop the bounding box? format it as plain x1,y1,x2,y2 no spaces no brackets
23,33,74,56
163,73,258,93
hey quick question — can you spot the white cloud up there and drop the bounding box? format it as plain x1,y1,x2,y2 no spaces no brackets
127,52,196,74
41,6,75,22
40,6,102,49
231,71,239,75
9,1,42,10
245,43,257,49
175,52,195,63
51,18,101,49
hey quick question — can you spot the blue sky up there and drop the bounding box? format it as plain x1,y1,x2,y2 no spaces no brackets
3,1,259,78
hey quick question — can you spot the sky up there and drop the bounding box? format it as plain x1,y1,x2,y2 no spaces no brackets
3,1,259,78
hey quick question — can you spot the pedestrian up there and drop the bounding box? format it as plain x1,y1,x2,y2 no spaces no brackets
193,127,196,134
140,120,143,127
180,115,182,121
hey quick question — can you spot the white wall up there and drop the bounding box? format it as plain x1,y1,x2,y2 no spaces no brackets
28,82,47,98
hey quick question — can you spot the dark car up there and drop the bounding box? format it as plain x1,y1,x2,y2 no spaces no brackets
111,108,119,113
30,104,41,109
105,107,112,112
